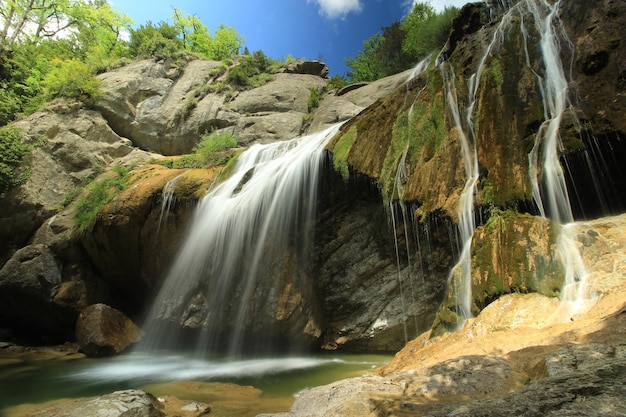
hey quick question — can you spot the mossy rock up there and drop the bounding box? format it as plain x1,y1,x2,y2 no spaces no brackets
431,212,565,336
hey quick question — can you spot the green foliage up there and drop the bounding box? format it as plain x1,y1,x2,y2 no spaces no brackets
0,125,31,195
42,58,103,100
401,4,458,60
346,33,386,82
328,74,348,90
346,2,458,82
226,50,277,90
158,130,238,169
194,130,237,164
74,165,130,231
171,8,244,60
307,87,321,113
129,21,184,59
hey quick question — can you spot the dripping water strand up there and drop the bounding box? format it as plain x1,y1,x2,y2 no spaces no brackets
156,174,183,235
388,57,432,342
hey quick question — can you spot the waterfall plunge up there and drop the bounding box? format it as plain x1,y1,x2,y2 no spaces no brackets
139,123,343,356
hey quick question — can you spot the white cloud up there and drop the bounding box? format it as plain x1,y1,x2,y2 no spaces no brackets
307,0,363,20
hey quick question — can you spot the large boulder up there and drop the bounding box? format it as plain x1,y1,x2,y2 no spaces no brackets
75,303,143,356
0,244,75,342
283,59,329,78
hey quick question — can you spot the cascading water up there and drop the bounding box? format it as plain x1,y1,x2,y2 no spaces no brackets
439,63,479,323
139,123,343,356
439,0,593,323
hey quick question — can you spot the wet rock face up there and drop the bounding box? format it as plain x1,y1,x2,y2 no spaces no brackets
313,167,452,352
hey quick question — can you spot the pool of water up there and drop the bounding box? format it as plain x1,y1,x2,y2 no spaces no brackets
0,350,390,415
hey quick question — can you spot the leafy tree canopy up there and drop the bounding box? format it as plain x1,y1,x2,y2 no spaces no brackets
346,2,458,82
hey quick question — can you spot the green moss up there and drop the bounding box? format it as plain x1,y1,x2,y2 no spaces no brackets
380,113,409,200
471,211,565,311
488,57,504,89
74,165,131,231
331,126,358,181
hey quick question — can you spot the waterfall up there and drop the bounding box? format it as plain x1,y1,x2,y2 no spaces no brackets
439,63,478,323
439,9,509,321
139,123,343,356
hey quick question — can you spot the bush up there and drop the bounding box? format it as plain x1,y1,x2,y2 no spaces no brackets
42,59,103,100
194,129,237,164
328,74,348,90
307,87,321,113
226,50,277,90
0,125,31,195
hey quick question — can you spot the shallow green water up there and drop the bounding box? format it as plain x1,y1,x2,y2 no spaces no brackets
0,351,390,413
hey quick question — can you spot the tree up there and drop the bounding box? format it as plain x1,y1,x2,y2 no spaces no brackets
402,3,457,59
0,0,132,56
346,33,385,82
129,21,184,59
345,2,458,82
171,8,243,61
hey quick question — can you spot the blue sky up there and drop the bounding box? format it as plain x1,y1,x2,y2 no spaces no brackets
111,0,470,76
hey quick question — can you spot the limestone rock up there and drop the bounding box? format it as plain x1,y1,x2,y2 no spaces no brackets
79,165,221,303
75,303,143,356
94,59,227,155
27,389,164,417
309,69,412,134
231,73,326,114
235,111,306,145
258,374,403,417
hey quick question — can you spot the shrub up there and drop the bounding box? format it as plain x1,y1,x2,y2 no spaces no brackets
0,125,31,195
226,50,278,90
328,74,348,90
42,58,103,100
194,129,237,164
307,87,321,113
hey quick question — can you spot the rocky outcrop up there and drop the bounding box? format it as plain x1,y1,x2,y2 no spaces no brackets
282,59,329,78
93,59,332,154
75,303,143,356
